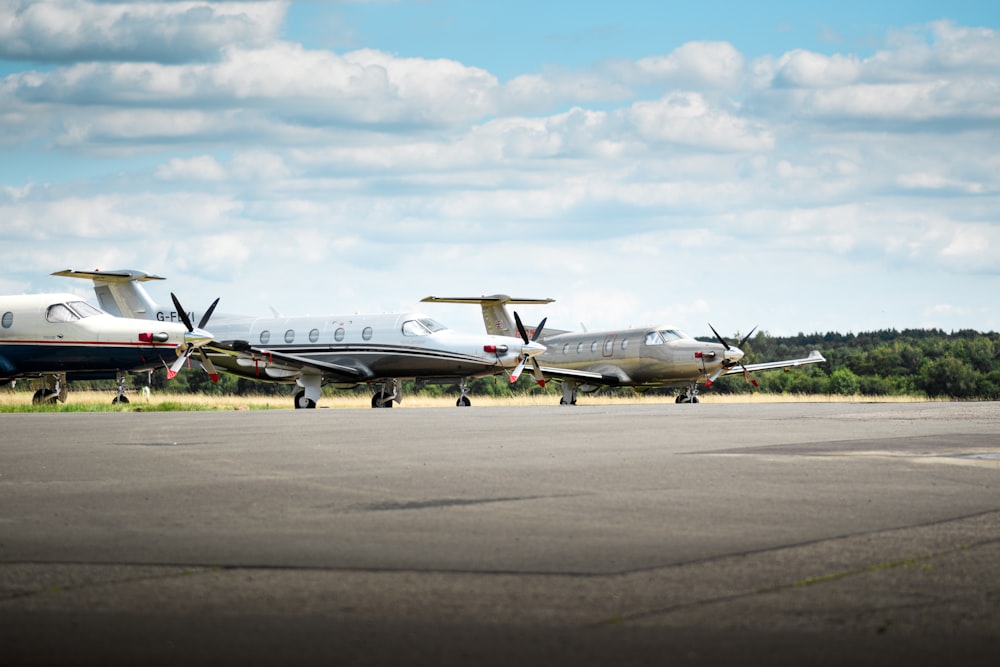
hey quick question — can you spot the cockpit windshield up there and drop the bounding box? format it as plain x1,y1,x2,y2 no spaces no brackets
401,318,448,336
68,301,103,318
643,329,690,345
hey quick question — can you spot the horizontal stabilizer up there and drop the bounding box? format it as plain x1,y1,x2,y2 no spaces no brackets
421,295,554,306
421,295,555,337
52,268,166,283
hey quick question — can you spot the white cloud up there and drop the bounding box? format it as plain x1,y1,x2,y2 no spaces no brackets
156,155,227,181
635,41,746,89
1,7,998,336
772,50,861,88
0,0,286,63
625,92,774,151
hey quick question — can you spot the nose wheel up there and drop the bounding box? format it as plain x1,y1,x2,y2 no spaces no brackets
371,379,401,408
676,384,701,403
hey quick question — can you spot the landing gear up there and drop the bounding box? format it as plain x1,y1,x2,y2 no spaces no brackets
559,380,578,406
112,372,130,404
294,373,322,409
294,391,316,409
370,379,401,408
371,391,394,408
32,374,67,405
675,384,701,404
456,378,471,407
32,389,57,405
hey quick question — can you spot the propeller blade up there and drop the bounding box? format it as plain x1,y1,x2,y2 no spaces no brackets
708,323,730,351
737,326,758,349
167,352,188,380
198,297,220,330
704,365,725,387
530,358,546,387
513,311,530,344
509,357,527,384
742,365,759,388
199,349,220,383
531,317,547,342
170,292,195,332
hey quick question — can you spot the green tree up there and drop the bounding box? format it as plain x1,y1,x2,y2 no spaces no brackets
829,368,861,395
919,356,978,398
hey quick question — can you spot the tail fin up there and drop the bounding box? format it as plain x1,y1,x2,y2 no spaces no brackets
421,295,554,337
52,269,164,319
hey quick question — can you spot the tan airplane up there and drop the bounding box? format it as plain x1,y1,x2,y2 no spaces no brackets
422,295,825,404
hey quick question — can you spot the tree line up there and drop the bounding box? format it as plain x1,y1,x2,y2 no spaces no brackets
10,328,999,400
714,328,1000,399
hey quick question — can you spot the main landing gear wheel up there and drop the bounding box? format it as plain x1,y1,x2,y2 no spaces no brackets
32,389,58,405
294,390,317,409
112,395,130,405
675,394,700,404
371,391,394,408
456,395,471,407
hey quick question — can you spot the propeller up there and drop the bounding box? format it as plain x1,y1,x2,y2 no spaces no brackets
704,323,758,388
167,292,220,382
509,311,548,385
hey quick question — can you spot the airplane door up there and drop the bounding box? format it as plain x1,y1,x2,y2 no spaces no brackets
602,334,616,358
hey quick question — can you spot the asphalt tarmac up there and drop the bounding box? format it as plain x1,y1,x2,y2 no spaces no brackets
1,401,999,666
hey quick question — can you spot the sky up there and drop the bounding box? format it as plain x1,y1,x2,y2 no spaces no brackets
2,0,999,339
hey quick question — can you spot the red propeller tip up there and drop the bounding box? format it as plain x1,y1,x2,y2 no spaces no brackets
166,369,177,380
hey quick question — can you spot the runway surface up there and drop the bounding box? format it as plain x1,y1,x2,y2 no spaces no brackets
1,401,999,665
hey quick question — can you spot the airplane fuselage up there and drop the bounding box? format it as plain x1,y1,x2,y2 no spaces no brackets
157,309,537,386
537,325,740,388
0,293,194,382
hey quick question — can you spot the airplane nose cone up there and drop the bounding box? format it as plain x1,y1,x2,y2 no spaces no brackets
729,346,745,362
185,328,214,348
523,340,546,358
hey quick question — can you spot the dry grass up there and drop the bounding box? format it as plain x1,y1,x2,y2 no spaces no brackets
0,388,936,412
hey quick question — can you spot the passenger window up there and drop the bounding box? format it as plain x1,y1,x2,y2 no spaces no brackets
334,328,346,342
284,329,295,344
362,327,373,341
590,341,598,353
562,344,569,355
1,312,11,328
309,328,319,343
576,342,584,354
260,330,270,344
621,339,629,351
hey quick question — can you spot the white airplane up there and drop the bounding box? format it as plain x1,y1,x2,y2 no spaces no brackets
0,292,214,404
421,295,826,405
54,269,547,409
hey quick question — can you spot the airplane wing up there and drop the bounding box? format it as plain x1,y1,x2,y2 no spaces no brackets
207,342,371,382
535,365,624,386
722,350,826,376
